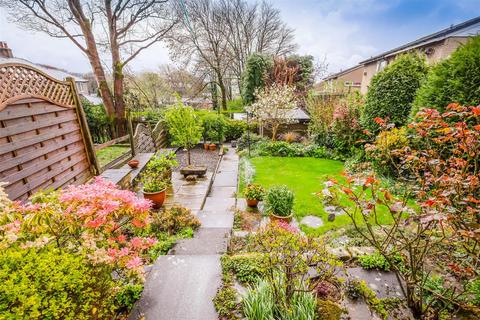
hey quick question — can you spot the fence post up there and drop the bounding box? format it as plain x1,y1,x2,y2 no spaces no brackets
127,109,136,157
67,77,101,175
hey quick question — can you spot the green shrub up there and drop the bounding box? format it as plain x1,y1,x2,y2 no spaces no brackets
0,245,117,319
221,253,266,285
198,111,227,143
361,53,428,132
237,132,268,151
365,127,409,177
264,185,295,217
358,252,403,272
225,119,247,141
413,35,480,115
115,284,143,313
81,99,114,143
213,286,240,319
154,206,201,235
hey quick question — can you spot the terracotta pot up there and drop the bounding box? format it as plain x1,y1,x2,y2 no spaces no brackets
209,143,217,151
203,143,210,150
246,199,259,207
128,159,139,168
269,212,293,223
143,188,167,209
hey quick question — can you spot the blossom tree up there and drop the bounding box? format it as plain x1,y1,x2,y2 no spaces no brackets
247,84,297,141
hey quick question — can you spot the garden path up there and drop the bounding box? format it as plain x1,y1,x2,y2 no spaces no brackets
129,146,238,320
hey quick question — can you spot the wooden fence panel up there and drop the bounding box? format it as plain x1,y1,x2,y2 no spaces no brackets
0,63,98,201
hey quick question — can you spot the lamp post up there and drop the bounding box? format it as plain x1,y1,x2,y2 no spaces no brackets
246,111,251,157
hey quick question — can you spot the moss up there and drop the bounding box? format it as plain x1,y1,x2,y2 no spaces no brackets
317,299,345,320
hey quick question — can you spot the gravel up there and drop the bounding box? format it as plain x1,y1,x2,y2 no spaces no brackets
174,145,220,172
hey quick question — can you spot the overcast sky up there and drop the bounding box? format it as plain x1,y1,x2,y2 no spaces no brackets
1,0,479,76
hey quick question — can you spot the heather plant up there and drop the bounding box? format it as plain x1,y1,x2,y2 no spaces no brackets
322,103,480,318
0,177,156,276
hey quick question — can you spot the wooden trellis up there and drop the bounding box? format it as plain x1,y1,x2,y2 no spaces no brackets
0,63,99,201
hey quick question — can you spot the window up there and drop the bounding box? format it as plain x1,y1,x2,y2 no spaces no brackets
376,59,387,72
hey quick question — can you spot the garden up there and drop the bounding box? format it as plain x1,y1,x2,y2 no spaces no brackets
215,36,480,320
0,2,479,317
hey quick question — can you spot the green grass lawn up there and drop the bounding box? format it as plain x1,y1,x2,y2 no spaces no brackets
241,157,393,234
96,145,130,168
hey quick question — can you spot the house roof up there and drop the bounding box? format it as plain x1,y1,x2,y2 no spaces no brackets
360,15,480,64
0,56,88,83
323,64,363,81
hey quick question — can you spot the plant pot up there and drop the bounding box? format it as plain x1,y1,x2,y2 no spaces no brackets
246,199,259,207
143,188,167,209
203,143,210,150
269,212,293,223
209,143,217,151
128,159,139,168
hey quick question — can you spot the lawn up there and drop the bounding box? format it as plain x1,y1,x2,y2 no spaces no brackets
241,157,393,234
96,145,130,168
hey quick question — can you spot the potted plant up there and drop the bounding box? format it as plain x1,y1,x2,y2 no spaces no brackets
244,184,265,207
165,101,207,177
141,174,168,209
265,185,295,222
145,151,178,182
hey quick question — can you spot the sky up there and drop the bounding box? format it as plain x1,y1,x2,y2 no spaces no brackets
0,0,479,77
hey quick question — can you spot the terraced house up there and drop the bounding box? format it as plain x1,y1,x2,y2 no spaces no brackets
320,15,480,94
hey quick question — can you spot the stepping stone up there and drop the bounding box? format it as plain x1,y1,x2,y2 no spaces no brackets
203,197,235,212
196,210,234,228
300,215,324,228
171,228,230,255
129,255,221,320
209,186,236,198
343,298,382,320
347,267,405,299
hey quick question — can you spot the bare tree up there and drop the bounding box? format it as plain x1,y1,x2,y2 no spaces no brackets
1,0,177,134
169,0,296,110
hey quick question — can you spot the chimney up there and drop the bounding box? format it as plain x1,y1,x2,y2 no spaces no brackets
0,42,13,58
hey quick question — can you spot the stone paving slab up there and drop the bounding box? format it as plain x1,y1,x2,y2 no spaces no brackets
217,161,238,172
203,197,236,212
164,194,205,211
170,228,230,255
209,186,237,198
196,210,234,228
129,255,221,320
212,172,238,187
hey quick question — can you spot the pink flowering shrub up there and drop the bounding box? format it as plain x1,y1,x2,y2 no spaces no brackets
0,177,156,276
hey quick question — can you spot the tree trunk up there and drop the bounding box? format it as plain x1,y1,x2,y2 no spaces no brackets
76,10,116,118
271,124,279,141
187,148,191,166
216,72,228,111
